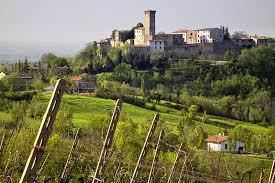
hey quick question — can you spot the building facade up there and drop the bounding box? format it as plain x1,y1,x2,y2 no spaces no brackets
172,30,188,43
232,38,255,48
196,28,224,43
206,135,245,153
149,40,165,52
251,35,269,46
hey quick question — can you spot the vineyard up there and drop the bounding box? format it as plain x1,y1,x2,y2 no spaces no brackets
0,80,274,183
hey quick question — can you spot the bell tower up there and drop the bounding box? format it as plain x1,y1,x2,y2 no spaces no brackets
144,10,156,36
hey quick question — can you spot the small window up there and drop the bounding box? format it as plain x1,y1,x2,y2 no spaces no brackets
160,46,162,49
155,47,157,49
225,144,228,149
190,33,193,36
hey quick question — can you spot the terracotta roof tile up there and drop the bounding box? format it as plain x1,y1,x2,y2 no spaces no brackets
71,76,82,81
205,135,228,143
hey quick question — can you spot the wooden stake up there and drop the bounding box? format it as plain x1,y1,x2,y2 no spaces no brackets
178,149,193,183
35,153,50,181
167,143,183,183
258,170,264,183
0,133,6,156
60,128,81,183
20,79,66,183
91,99,123,183
268,160,275,183
147,130,164,183
130,114,159,183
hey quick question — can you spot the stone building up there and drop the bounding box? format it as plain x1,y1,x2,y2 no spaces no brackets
97,39,111,56
134,27,146,45
134,10,156,46
149,40,165,52
172,29,187,43
186,30,198,44
196,28,224,43
250,35,269,46
232,38,255,48
154,34,184,49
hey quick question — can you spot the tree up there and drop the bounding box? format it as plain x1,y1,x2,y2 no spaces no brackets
237,46,275,80
41,53,57,65
22,58,30,73
224,27,230,40
132,22,143,30
32,80,45,91
224,50,233,61
2,73,21,91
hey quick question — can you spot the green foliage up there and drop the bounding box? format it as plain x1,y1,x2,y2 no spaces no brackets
0,91,37,101
132,22,143,30
237,46,275,79
31,79,45,91
211,74,260,98
223,50,233,61
41,53,58,65
1,73,21,92
54,104,75,136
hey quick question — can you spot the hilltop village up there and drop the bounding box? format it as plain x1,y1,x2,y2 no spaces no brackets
97,10,270,59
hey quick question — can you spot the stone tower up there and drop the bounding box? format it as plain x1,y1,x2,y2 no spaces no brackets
144,10,156,36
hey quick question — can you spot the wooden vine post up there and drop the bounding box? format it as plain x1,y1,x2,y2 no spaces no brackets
91,99,123,183
147,130,164,183
20,79,66,183
60,128,81,183
268,160,275,183
130,114,159,183
167,143,183,183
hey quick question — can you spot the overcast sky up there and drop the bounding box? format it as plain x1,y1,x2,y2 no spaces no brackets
0,0,274,43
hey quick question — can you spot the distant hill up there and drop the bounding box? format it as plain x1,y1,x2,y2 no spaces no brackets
0,41,85,64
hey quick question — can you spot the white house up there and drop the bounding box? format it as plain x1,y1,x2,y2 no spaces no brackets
206,135,245,153
149,40,165,52
196,28,224,43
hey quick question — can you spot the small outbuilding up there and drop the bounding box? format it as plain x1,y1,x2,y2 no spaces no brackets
70,76,94,93
206,134,245,153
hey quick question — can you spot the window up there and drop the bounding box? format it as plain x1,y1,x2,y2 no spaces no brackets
225,144,228,149
160,46,162,49
155,47,157,49
190,33,193,36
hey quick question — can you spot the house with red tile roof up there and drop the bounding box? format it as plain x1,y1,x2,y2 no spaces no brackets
206,134,245,153
70,76,95,93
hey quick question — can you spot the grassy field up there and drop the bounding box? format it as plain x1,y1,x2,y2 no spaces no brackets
0,93,273,182
37,93,227,135
0,93,270,136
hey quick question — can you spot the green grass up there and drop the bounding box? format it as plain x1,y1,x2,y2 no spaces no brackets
0,93,270,136
34,94,226,135
0,111,12,121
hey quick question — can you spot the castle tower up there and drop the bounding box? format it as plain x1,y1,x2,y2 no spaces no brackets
144,10,156,36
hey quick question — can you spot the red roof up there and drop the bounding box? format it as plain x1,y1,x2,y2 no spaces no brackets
206,135,228,143
71,76,82,81
172,29,188,33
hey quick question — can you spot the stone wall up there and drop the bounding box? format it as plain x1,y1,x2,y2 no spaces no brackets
154,34,184,48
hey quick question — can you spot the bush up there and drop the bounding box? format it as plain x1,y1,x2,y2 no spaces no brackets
0,91,37,101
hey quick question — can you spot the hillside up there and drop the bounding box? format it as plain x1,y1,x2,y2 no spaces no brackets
0,93,274,182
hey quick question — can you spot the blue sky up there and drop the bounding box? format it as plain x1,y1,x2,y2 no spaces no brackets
0,0,274,43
